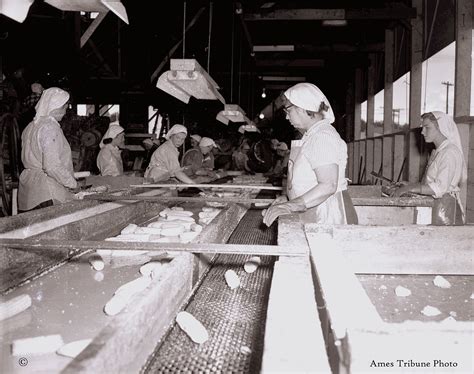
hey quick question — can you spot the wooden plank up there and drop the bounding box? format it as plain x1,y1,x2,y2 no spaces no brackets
130,183,283,191
80,12,108,48
365,139,374,182
307,225,474,275
63,252,196,373
85,194,275,205
0,239,305,257
384,29,394,134
382,136,393,181
261,256,331,373
244,8,416,21
367,54,376,138
305,225,385,340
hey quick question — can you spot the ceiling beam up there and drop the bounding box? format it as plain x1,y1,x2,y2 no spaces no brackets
244,8,417,21
255,59,324,67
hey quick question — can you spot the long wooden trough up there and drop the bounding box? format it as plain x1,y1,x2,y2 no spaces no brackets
0,189,330,373
305,223,474,373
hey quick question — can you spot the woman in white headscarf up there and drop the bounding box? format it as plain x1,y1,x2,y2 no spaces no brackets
182,137,218,177
391,111,467,225
18,87,78,211
263,82,358,226
97,122,125,176
144,124,195,183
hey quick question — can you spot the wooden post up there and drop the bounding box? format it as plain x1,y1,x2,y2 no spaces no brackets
367,54,376,138
393,134,405,182
354,141,360,184
374,138,383,183
354,68,362,140
348,142,354,181
359,141,366,183
366,139,374,184
454,0,473,221
408,0,423,182
383,29,394,181
345,81,354,142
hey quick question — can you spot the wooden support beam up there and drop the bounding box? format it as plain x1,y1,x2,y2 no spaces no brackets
365,139,374,184
244,8,416,21
408,0,423,182
0,239,305,257
354,68,362,141
367,54,376,138
383,136,394,181
384,29,394,134
454,0,473,218
80,12,108,48
255,58,324,67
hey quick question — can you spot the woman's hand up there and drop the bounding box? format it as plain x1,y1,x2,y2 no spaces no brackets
263,198,306,227
390,184,412,197
263,203,292,227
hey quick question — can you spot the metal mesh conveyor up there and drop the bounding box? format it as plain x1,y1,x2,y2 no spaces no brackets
142,209,277,373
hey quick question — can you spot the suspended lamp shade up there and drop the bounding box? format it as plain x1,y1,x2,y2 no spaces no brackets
216,104,247,125
44,0,129,24
0,0,34,23
238,121,260,134
157,59,225,104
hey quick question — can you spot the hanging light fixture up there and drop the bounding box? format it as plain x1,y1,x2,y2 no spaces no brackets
261,88,266,98
45,0,129,23
216,104,247,125
157,59,225,104
156,3,224,104
0,0,34,23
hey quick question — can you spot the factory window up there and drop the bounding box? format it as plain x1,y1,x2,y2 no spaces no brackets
421,42,455,115
76,104,95,116
148,106,162,136
361,101,367,139
393,72,410,128
99,104,120,119
374,90,384,135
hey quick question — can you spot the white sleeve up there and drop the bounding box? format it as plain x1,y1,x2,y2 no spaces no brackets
41,124,77,188
426,149,458,198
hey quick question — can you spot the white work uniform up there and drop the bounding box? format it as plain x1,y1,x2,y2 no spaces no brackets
19,116,77,210
144,140,181,181
287,120,348,224
423,140,464,198
97,144,123,176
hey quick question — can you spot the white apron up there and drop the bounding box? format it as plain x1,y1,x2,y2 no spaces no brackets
287,139,347,224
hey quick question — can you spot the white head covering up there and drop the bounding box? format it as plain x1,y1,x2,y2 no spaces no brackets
190,134,202,143
165,124,187,140
270,138,279,147
276,142,288,151
199,137,217,148
34,87,69,122
31,83,44,94
100,121,125,148
431,111,467,182
284,83,335,123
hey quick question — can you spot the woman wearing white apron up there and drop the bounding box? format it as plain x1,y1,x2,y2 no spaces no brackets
18,87,77,212
391,112,467,225
263,83,357,226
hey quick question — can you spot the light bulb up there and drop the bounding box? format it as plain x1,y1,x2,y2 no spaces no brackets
259,113,265,119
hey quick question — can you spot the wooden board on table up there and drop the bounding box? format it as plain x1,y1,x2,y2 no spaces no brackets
305,224,474,275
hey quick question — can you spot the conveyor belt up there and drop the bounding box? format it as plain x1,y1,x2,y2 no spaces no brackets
142,209,277,373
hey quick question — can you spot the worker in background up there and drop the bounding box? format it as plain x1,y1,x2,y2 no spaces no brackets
263,82,358,226
97,121,125,176
390,111,467,225
266,142,290,177
232,139,251,171
189,134,201,149
182,137,218,178
144,124,195,183
18,87,78,211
